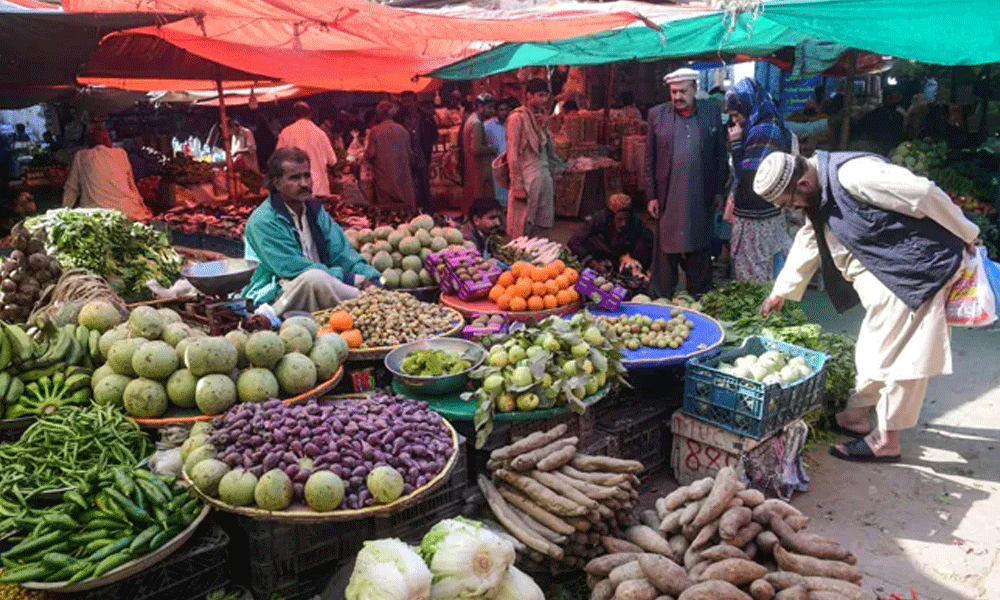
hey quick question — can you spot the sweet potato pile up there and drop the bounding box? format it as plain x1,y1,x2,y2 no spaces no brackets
586,467,875,600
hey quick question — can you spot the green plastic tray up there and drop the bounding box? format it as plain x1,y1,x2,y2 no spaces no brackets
391,380,610,422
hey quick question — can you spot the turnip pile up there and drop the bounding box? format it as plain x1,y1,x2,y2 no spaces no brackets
477,424,643,571
182,394,455,512
585,467,874,600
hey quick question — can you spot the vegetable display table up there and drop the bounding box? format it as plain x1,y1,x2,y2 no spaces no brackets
130,366,344,427
440,293,582,322
588,303,725,369
391,380,610,422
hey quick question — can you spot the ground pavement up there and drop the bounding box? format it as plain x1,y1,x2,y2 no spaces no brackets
793,290,1000,600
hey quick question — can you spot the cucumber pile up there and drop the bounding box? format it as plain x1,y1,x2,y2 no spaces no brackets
0,467,200,585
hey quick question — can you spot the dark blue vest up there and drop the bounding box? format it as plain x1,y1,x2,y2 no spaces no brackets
817,151,965,311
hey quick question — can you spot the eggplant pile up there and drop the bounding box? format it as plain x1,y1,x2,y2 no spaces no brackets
0,227,61,323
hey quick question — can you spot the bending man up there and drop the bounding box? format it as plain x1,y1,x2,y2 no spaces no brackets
755,151,979,462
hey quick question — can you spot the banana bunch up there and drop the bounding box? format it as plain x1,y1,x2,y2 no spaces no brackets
0,322,99,419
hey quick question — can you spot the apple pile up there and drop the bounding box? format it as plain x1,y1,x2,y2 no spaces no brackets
465,311,627,448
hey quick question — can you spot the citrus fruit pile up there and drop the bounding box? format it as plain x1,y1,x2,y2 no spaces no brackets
488,260,580,313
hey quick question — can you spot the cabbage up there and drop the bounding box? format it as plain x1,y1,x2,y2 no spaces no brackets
346,539,431,600
420,518,515,599
494,566,543,600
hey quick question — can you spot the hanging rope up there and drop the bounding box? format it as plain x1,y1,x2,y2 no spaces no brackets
717,0,763,56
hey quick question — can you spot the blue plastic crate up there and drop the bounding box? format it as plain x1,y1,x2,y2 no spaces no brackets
683,336,828,439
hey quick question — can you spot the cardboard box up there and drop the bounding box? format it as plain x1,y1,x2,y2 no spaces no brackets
669,410,774,485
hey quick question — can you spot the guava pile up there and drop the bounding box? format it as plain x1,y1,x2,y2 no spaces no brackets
466,311,627,447
182,395,454,511
597,311,694,350
346,214,475,290
717,350,814,385
92,309,348,418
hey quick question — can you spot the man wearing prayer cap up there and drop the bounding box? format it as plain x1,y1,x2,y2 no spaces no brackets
756,150,980,463
645,67,728,299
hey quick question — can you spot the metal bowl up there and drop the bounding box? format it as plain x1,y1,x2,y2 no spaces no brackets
384,338,486,396
182,259,259,296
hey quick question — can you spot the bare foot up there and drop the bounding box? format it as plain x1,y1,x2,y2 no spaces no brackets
835,408,872,435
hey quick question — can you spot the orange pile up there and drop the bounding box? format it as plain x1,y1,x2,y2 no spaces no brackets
488,260,580,312
322,310,363,348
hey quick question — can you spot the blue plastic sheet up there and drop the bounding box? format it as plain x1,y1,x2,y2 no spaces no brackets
585,303,726,369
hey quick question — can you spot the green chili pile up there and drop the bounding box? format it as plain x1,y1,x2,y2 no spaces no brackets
0,405,151,533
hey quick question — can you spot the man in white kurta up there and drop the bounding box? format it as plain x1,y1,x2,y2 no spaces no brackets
62,127,151,221
276,102,338,197
755,152,979,462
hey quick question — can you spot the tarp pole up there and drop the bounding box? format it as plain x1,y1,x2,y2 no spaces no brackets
839,50,857,150
215,72,238,203
603,63,616,144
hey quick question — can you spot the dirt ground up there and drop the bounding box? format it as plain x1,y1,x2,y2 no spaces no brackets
789,290,1000,600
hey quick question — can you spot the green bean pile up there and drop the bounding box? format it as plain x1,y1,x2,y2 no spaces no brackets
0,405,151,533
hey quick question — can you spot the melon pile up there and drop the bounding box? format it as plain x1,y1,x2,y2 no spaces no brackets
91,308,348,419
346,215,474,290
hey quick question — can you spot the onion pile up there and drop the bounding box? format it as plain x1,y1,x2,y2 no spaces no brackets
207,395,454,510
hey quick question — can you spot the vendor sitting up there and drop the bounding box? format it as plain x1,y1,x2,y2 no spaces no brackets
460,197,503,258
243,147,380,315
568,193,653,281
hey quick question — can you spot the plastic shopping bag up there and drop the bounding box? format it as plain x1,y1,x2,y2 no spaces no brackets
946,247,998,327
981,248,1000,319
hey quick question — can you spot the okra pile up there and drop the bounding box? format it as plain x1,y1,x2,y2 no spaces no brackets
0,467,201,585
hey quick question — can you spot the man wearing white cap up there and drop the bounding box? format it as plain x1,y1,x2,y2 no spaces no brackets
755,150,980,462
645,67,728,299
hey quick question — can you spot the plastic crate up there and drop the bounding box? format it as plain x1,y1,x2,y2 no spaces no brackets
683,336,828,439
596,404,667,473
372,435,469,543
77,520,230,600
574,267,627,310
219,513,372,600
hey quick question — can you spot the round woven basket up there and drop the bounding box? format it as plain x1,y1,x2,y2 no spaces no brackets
314,306,465,361
182,416,460,523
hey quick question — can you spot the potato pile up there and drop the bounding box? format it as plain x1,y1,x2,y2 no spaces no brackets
585,467,873,600
477,424,642,571
337,289,462,348
0,227,61,323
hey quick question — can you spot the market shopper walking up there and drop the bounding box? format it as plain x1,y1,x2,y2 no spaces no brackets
396,91,438,211
460,93,497,218
243,148,380,316
365,101,416,209
506,78,559,238
645,68,728,299
755,151,980,462
276,102,339,197
724,78,795,283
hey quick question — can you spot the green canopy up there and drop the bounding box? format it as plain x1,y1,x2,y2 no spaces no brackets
431,0,1000,80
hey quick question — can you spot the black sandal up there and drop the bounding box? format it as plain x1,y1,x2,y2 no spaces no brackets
828,438,901,463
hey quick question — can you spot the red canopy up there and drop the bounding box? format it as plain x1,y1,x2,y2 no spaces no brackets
64,0,676,92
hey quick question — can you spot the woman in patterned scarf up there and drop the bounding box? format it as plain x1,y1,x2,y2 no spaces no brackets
724,78,795,283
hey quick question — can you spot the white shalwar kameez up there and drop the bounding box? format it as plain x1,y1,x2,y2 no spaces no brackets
770,156,979,431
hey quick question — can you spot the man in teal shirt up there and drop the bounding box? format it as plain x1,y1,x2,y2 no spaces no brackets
243,147,380,314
